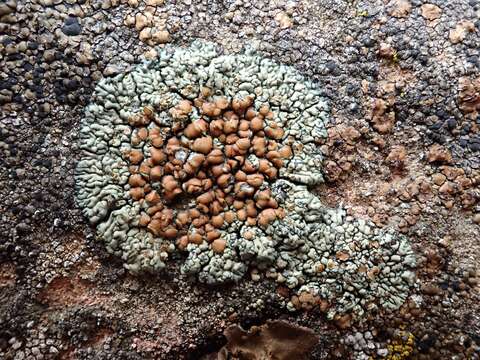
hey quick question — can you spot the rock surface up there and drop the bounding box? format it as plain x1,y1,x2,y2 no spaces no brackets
0,0,479,359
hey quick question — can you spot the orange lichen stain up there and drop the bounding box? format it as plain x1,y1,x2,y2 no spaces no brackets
0,262,16,287
86,328,114,348
37,276,107,307
58,347,76,360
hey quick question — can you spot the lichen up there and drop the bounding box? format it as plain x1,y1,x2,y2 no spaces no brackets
75,41,416,320
382,331,415,360
218,320,319,360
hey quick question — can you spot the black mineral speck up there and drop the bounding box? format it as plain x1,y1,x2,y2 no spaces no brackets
469,141,480,152
446,118,457,130
62,16,82,36
16,222,31,234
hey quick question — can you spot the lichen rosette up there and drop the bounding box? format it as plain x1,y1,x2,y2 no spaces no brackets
76,41,416,319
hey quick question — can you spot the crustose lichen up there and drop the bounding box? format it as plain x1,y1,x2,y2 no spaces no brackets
76,41,416,320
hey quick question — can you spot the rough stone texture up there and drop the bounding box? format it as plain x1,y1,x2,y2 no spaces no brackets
1,0,479,359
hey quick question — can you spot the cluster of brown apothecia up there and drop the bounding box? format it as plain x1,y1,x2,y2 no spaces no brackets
123,92,292,254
